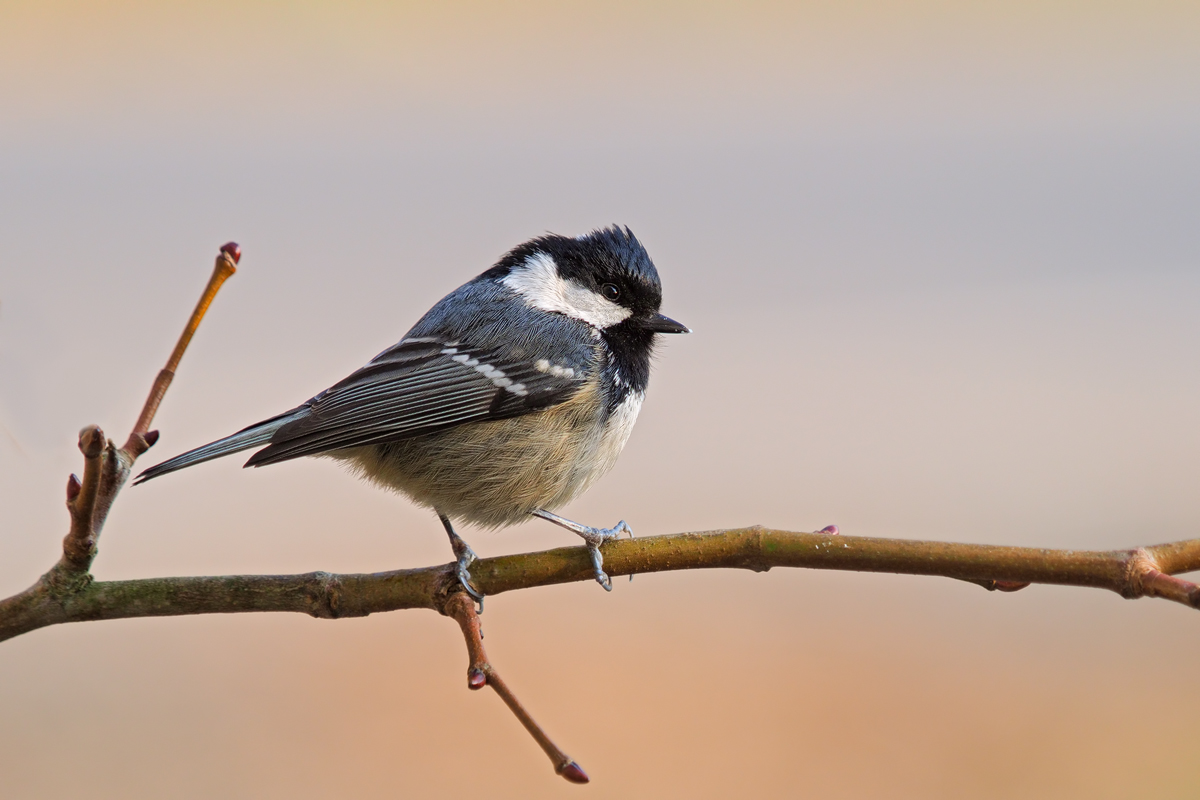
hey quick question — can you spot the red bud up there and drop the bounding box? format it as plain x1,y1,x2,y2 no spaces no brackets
219,242,241,264
66,474,82,502
819,525,839,535
467,669,487,690
144,430,160,447
559,761,589,784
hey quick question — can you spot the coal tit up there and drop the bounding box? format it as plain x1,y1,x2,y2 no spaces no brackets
137,226,688,601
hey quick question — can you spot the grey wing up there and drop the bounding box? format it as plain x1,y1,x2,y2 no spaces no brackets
243,337,585,467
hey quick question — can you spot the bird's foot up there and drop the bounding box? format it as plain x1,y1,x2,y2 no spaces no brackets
532,509,633,591
441,514,485,613
454,541,485,612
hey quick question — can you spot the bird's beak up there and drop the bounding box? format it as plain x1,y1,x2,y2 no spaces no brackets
640,312,691,334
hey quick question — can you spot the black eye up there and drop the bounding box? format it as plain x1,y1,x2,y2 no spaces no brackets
601,283,621,301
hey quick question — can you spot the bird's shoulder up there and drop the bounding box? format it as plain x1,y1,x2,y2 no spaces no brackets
397,275,601,376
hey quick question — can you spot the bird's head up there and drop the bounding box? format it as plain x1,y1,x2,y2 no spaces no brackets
491,226,690,336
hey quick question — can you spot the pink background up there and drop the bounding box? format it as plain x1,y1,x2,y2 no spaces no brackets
2,2,1199,797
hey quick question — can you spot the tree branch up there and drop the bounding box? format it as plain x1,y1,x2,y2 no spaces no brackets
127,241,240,443
5,528,1200,644
444,593,590,783
47,244,238,586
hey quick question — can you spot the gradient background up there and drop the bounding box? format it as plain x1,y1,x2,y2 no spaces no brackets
2,2,1199,797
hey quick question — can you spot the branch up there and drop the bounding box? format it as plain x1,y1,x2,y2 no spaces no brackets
128,242,240,442
51,243,238,582
6,528,1200,643
444,593,590,783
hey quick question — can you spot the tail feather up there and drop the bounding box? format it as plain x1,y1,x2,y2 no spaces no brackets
134,409,306,484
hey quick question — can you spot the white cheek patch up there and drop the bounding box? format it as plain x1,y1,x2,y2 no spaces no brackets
502,252,633,329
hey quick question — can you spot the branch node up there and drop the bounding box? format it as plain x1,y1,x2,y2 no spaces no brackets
124,429,159,459
305,571,344,618
1123,549,1158,599
45,565,94,599
431,565,471,617
1138,567,1200,610
747,525,772,572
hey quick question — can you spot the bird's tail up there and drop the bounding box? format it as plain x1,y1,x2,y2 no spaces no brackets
134,408,306,485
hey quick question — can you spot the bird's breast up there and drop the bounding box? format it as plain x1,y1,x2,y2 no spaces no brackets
590,388,644,483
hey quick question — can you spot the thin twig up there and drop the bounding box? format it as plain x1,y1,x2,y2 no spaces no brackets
60,426,106,571
48,245,239,582
443,593,589,783
127,243,239,447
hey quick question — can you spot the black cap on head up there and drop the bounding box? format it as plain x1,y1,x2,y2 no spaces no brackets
487,226,664,317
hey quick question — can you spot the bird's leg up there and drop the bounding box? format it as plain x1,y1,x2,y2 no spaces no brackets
531,509,633,591
440,513,484,612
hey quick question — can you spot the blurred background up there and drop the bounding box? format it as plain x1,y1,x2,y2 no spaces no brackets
1,1,1198,797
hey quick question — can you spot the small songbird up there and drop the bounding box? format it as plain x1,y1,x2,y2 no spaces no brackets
137,226,688,602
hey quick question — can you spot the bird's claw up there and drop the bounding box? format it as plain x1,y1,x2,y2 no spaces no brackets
589,546,612,591
531,509,634,591
577,520,632,592
445,524,484,613
456,557,485,613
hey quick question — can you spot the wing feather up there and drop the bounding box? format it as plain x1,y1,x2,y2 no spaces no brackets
245,338,585,467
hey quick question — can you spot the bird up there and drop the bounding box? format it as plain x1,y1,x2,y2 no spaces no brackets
136,226,688,604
